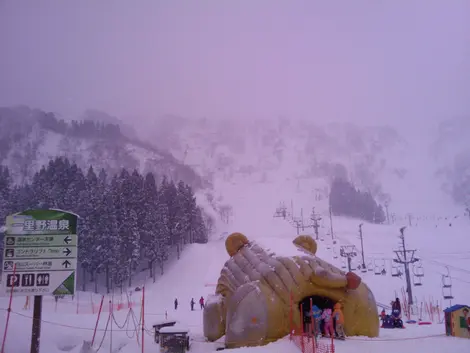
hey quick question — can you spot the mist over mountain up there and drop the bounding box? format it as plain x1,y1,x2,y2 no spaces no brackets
0,105,466,220
134,114,461,217
0,106,205,190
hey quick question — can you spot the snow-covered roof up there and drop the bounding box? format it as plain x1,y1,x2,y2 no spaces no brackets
152,320,176,327
159,325,190,334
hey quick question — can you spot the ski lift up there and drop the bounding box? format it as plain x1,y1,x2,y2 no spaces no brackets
413,263,424,278
340,258,347,269
373,261,381,275
442,267,454,300
332,247,338,259
391,264,402,277
412,262,425,285
413,274,422,286
373,259,386,275
367,261,373,272
442,285,454,300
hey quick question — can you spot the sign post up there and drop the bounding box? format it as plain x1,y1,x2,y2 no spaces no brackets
1,209,79,353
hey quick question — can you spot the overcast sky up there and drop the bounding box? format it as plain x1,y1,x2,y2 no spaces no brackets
0,0,469,127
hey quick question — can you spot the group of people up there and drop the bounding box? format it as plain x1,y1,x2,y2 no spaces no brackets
380,298,404,329
304,302,346,340
174,296,205,311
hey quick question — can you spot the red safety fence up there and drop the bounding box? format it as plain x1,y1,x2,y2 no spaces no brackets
289,292,335,353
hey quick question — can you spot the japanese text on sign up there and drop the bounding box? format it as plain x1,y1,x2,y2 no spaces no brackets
22,219,69,232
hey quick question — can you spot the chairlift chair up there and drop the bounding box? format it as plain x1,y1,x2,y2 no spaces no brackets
374,265,381,275
442,269,453,299
413,263,425,278
391,265,401,277
442,284,454,300
413,275,422,286
367,262,373,272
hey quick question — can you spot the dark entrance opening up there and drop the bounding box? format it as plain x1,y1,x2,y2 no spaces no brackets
299,295,335,311
298,295,335,335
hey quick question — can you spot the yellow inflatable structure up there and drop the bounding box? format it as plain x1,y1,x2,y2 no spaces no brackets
203,233,379,348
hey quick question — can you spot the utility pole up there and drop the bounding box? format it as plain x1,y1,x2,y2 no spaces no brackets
329,204,335,242
393,227,419,305
292,217,302,235
300,208,304,231
384,201,390,224
340,245,357,272
310,207,321,240
358,223,366,270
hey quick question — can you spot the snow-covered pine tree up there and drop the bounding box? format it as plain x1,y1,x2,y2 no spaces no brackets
193,206,209,243
123,209,140,287
130,169,145,225
78,166,100,291
160,177,185,259
111,169,141,290
31,166,53,208
141,172,159,279
63,162,86,213
95,185,120,294
177,181,198,244
0,166,11,224
155,189,170,275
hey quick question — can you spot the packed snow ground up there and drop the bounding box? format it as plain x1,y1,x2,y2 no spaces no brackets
1,185,470,352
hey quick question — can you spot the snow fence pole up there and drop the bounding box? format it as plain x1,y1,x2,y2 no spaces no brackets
289,291,293,339
76,291,80,315
1,264,16,353
91,295,104,345
300,310,305,353
141,286,145,353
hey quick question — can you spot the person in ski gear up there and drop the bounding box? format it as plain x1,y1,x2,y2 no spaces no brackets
391,298,401,318
190,298,195,311
390,299,404,328
333,303,345,339
311,305,322,338
174,298,178,310
380,308,386,320
321,307,334,337
199,296,205,309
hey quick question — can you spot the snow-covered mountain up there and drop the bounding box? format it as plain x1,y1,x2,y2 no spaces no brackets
136,115,460,217
431,116,470,207
0,106,205,190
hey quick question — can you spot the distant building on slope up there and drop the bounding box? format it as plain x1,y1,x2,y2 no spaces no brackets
443,304,470,339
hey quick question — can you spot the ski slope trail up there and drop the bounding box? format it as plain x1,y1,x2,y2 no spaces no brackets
1,213,469,352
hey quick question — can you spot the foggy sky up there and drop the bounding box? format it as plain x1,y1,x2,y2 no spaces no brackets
1,0,469,127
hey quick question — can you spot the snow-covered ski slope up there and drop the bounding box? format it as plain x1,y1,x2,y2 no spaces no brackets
1,183,470,352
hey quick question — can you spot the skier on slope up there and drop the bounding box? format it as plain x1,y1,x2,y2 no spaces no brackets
190,298,195,311
199,296,205,309
174,298,178,310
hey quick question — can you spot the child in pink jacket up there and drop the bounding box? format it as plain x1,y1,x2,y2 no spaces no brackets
321,308,334,337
